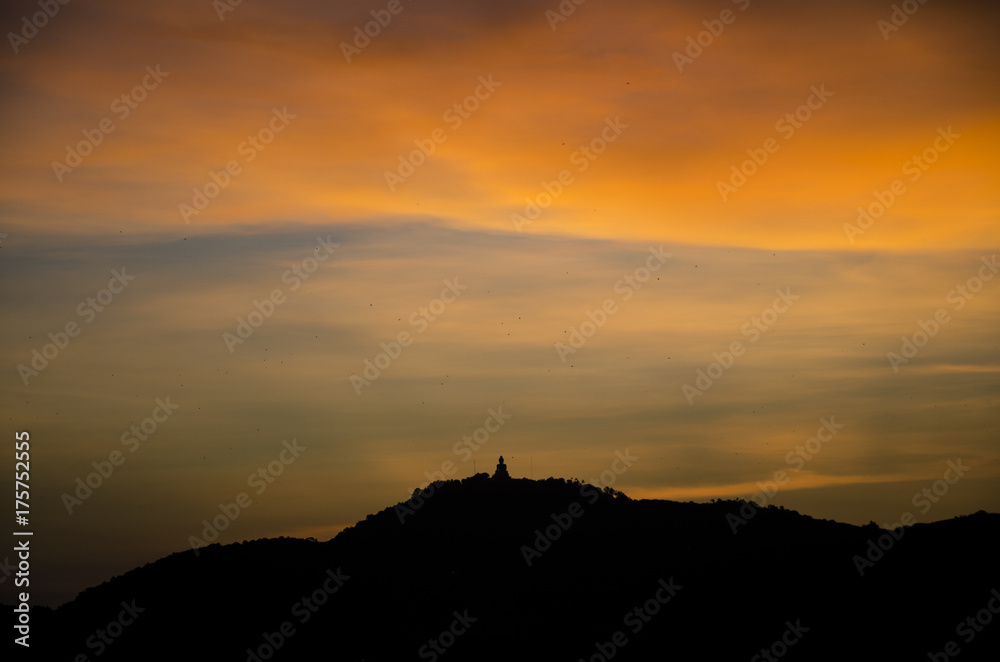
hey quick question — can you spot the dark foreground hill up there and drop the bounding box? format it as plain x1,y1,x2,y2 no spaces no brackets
21,475,1000,660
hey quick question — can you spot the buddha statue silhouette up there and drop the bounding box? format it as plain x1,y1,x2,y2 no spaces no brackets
493,455,511,480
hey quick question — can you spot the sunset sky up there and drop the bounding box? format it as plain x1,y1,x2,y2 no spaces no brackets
1,0,998,607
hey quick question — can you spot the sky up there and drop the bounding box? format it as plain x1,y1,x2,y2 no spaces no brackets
0,0,998,607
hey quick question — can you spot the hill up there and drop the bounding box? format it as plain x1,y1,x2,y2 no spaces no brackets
20,474,1000,660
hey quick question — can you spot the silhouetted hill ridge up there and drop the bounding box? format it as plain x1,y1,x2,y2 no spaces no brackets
21,476,1000,661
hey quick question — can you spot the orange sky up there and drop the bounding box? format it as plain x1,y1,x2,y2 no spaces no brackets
2,0,998,247
1,0,998,607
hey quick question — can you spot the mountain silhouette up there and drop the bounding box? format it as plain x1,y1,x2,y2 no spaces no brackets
19,473,1000,660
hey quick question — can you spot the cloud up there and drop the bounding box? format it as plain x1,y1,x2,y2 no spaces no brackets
2,0,997,248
